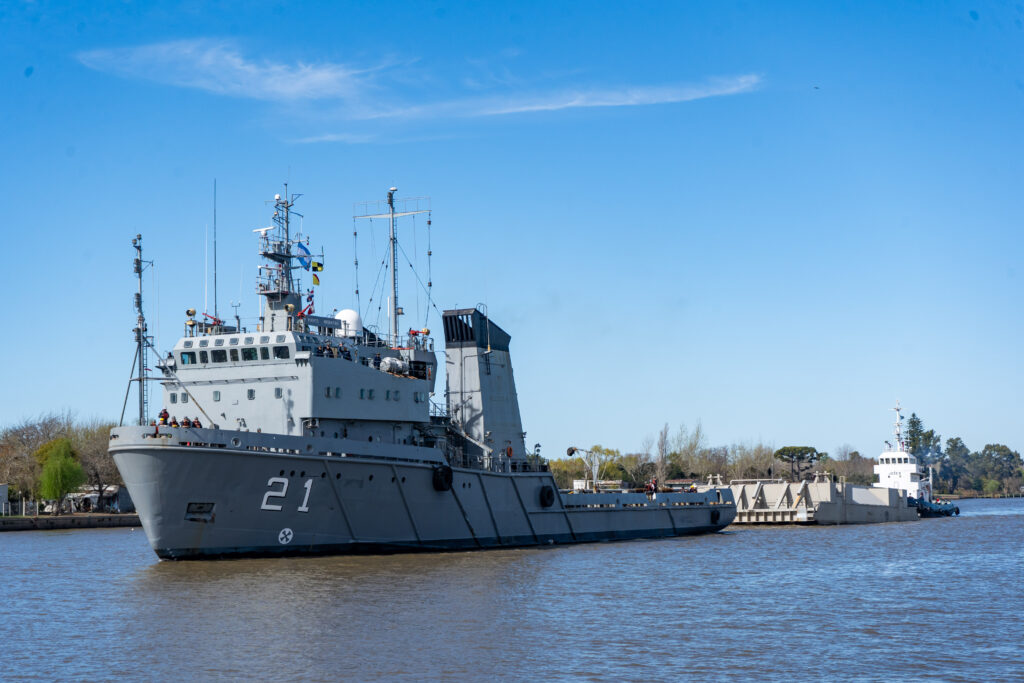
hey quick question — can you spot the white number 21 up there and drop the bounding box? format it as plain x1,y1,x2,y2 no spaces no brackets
261,477,313,513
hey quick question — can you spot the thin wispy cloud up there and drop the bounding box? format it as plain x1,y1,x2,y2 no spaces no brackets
360,74,761,121
78,39,762,143
77,39,377,101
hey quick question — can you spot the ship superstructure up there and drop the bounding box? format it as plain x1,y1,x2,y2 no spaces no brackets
873,403,958,517
110,188,736,559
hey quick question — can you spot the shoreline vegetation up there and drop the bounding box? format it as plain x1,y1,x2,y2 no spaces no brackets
1,412,121,517
4,413,1021,512
547,418,1023,496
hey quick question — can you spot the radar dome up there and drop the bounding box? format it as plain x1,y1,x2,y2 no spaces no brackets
334,309,363,337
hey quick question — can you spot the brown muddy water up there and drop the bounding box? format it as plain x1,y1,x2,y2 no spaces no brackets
1,498,1021,681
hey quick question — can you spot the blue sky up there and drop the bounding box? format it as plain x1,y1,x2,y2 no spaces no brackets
2,1,1021,459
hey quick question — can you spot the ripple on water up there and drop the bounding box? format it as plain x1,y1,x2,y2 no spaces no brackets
0,497,1021,680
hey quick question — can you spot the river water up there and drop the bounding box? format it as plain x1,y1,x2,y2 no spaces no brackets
2,497,1021,681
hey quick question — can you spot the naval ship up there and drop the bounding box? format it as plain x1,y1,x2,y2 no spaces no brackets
110,188,736,559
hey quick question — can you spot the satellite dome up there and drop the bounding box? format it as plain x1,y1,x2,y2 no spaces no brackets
334,309,362,337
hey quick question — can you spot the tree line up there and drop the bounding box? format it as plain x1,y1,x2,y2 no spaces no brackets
548,423,778,490
903,413,1022,495
0,413,121,514
547,417,1023,496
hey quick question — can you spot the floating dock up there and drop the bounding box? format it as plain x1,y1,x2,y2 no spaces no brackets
727,474,918,525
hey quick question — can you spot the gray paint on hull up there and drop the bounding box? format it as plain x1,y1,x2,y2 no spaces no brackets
113,439,735,560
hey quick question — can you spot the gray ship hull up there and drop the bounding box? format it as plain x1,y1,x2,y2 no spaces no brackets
111,426,735,559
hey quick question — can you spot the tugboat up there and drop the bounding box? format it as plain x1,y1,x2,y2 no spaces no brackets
109,187,736,559
873,403,959,518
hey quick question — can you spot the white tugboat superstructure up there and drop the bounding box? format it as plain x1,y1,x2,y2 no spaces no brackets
873,402,933,502
109,188,737,559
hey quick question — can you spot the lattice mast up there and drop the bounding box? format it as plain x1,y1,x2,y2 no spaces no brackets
255,186,305,327
131,234,152,425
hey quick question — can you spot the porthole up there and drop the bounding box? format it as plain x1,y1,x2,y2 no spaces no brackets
391,476,396,482
290,470,296,477
368,474,374,481
320,472,326,478
279,470,285,476
336,473,341,479
300,471,305,477
401,476,406,483
230,437,241,447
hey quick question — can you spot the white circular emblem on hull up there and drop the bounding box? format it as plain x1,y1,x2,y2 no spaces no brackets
278,528,293,545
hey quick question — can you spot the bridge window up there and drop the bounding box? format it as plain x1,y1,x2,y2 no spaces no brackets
273,346,290,359
183,340,193,348
199,350,208,363
260,336,270,343
169,393,177,404
212,391,221,402
229,349,239,362
229,338,239,345
181,351,197,365
199,339,209,348
245,337,254,344
211,349,227,363
242,348,258,361
276,335,286,343
260,347,270,360
214,339,224,346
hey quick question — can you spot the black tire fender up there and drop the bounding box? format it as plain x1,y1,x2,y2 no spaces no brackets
539,485,556,508
710,509,721,525
432,465,454,492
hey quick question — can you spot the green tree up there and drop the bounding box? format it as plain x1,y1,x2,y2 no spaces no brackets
905,413,942,465
773,446,823,480
71,420,122,510
36,439,86,515
939,437,970,492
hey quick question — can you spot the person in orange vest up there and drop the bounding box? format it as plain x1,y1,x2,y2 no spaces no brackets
159,409,169,425
182,417,192,428
170,416,179,427
193,417,202,428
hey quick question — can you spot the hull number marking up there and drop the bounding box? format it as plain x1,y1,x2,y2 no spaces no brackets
261,477,314,513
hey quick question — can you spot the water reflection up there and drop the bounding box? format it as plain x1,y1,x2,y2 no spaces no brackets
3,498,1021,680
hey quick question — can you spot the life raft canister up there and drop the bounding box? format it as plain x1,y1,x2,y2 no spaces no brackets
539,485,556,508
432,465,454,492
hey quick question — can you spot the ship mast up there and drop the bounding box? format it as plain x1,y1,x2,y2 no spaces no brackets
388,187,399,343
354,187,431,346
256,185,304,330
132,234,152,425
892,401,905,452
